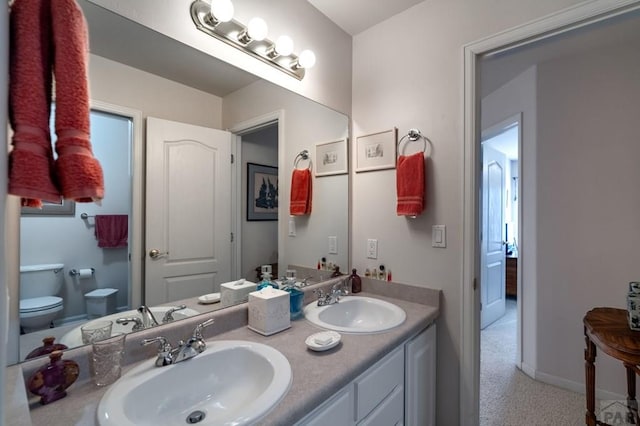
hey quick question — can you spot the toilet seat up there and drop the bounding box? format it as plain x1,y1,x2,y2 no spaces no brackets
20,296,63,314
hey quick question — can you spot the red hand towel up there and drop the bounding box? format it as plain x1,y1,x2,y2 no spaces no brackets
51,0,104,203
95,215,128,248
396,152,426,216
290,169,312,216
8,0,60,208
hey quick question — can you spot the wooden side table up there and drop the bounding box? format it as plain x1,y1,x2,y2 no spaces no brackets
584,308,640,425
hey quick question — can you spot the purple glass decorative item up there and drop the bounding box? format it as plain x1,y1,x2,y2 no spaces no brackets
27,350,79,405
25,336,68,360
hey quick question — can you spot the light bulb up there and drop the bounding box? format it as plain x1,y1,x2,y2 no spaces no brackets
210,0,234,23
247,17,268,41
275,35,294,56
298,50,316,69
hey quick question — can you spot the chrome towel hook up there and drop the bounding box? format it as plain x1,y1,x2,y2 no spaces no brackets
294,149,312,169
398,128,432,157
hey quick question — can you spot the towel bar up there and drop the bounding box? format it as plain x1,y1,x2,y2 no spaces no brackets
398,128,432,157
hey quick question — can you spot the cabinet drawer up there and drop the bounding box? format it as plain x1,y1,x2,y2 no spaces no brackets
355,346,404,421
299,386,353,426
357,384,404,426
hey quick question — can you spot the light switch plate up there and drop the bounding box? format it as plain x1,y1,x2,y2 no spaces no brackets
288,218,296,237
367,239,378,259
432,225,446,248
328,236,338,254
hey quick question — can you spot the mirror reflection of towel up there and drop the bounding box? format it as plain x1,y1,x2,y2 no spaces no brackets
290,169,312,216
95,215,128,248
396,152,425,216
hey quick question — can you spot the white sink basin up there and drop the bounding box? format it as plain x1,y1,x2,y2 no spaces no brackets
97,340,291,426
304,296,406,333
59,306,200,348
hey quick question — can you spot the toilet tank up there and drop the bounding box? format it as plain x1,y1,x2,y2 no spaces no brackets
19,264,65,299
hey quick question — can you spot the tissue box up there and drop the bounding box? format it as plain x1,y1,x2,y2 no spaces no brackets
628,282,640,330
220,279,256,307
248,288,291,336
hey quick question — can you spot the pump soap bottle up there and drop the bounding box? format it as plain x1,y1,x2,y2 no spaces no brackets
349,269,362,294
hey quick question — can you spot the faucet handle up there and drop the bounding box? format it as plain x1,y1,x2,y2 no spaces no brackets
193,318,215,339
141,336,172,351
162,304,187,323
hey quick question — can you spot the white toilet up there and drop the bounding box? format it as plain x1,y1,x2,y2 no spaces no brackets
20,264,65,333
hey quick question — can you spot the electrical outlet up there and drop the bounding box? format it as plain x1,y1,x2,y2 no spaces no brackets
367,239,378,259
328,236,338,254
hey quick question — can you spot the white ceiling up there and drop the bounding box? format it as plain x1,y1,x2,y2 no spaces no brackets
307,0,424,35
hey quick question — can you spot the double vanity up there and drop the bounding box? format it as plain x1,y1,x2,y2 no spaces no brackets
7,275,440,425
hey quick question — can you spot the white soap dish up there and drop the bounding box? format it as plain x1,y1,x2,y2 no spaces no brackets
305,331,341,352
198,292,221,304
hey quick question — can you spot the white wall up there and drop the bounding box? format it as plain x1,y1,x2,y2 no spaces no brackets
241,125,279,280
481,67,537,374
351,1,583,424
223,80,349,272
86,0,352,115
89,55,223,129
536,43,640,395
20,111,131,320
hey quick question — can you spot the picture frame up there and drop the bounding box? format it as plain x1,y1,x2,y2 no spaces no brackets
21,199,76,216
315,138,348,177
355,128,398,172
247,163,278,221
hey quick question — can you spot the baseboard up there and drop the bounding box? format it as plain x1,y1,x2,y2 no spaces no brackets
520,361,536,379
530,369,625,401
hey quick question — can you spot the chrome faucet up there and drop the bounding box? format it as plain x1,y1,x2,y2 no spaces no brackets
315,278,349,306
161,304,187,323
116,305,160,331
141,318,215,367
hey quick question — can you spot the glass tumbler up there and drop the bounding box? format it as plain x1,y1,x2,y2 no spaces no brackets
90,332,126,386
80,320,113,345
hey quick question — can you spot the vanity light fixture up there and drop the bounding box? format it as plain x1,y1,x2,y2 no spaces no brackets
190,0,316,80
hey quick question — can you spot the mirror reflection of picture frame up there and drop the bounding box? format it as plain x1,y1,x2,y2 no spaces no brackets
21,199,76,216
315,138,348,177
247,163,278,221
355,128,398,173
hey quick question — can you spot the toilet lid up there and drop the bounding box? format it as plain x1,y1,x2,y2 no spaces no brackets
20,296,63,313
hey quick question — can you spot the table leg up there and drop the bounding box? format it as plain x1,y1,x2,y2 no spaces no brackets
585,331,597,426
624,363,639,425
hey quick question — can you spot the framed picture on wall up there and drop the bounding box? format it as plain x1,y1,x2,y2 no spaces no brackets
315,138,348,177
247,163,278,221
355,128,398,172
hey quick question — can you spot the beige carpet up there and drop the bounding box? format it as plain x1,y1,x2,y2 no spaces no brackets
480,299,586,425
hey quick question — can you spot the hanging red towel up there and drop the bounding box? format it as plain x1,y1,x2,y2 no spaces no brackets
8,0,60,208
51,0,104,203
95,215,128,248
396,152,426,216
290,169,312,215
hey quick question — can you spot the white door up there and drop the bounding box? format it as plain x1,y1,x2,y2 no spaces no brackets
481,143,506,329
145,117,231,306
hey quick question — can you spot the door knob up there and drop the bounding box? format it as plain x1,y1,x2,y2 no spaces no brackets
149,249,168,259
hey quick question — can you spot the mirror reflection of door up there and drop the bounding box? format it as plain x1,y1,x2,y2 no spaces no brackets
18,106,133,360
480,130,508,329
145,117,232,305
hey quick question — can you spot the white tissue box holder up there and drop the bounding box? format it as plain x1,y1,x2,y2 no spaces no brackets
248,288,291,336
220,280,256,307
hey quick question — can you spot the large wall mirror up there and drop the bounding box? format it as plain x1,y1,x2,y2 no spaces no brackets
9,1,349,365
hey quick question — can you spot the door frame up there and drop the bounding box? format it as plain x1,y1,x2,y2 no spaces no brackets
90,100,143,309
227,110,285,280
460,0,640,423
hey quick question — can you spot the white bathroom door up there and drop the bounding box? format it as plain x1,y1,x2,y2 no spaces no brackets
480,143,506,329
145,117,232,306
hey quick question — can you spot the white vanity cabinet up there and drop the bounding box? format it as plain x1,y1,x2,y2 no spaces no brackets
296,324,436,426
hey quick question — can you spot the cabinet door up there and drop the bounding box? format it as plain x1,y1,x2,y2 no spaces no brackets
358,385,404,426
355,346,404,421
296,386,354,426
405,324,436,426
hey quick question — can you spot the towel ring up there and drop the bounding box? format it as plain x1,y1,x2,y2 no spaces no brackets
294,150,312,170
397,128,432,157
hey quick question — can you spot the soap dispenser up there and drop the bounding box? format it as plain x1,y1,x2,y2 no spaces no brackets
257,271,279,291
349,269,362,294
281,279,304,320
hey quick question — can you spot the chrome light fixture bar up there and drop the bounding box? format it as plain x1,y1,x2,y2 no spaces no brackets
190,0,314,80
